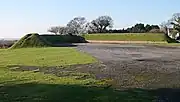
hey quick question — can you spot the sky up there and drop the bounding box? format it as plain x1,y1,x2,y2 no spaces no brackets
0,0,180,38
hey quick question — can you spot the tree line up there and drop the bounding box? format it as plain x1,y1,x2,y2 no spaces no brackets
47,15,161,35
109,24,161,33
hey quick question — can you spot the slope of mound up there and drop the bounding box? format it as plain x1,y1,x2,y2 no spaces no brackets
11,34,51,49
11,34,87,49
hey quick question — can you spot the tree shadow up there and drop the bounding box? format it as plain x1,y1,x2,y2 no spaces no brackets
1,82,180,102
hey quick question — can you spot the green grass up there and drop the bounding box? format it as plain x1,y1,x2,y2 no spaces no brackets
0,47,96,67
84,33,166,41
11,34,51,49
0,47,156,101
0,68,155,102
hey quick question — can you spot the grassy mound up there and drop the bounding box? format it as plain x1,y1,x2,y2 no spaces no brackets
11,34,87,49
11,34,51,49
83,33,166,42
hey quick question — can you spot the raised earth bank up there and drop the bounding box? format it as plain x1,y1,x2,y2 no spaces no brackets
11,33,86,49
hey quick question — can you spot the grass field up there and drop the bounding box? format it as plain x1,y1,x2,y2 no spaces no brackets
83,33,166,42
0,68,111,102
0,48,96,67
0,47,159,101
0,68,156,102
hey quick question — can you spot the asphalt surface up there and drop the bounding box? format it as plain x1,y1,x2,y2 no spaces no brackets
77,43,180,71
77,43,180,101
77,43,180,88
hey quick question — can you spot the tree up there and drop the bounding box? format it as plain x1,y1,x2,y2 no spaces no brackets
67,17,87,34
161,13,180,32
151,25,160,30
127,23,146,33
145,24,152,32
125,23,160,33
85,22,98,33
58,26,69,35
145,24,160,32
135,23,146,33
170,13,180,32
47,26,59,35
89,16,113,33
160,13,180,43
58,26,64,35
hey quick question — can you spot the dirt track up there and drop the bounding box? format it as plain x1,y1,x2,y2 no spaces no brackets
77,43,180,88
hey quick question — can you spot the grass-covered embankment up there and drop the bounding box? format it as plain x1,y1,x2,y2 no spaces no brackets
84,33,166,42
11,34,86,49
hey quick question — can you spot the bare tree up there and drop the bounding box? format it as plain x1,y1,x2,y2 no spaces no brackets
85,22,98,33
160,13,180,42
170,13,180,32
67,17,87,34
161,13,180,31
47,26,59,35
58,26,69,35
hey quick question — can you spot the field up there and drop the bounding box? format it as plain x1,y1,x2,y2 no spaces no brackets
83,33,166,42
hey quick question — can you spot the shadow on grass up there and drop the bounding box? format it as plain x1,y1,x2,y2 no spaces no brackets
1,83,180,102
